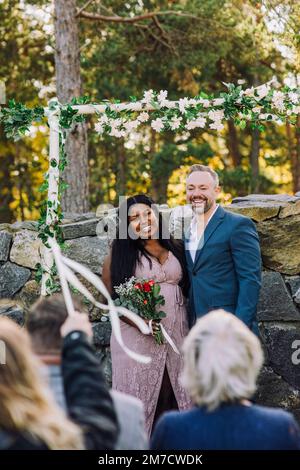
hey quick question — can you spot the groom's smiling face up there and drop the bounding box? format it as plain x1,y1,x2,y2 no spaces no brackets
186,171,220,214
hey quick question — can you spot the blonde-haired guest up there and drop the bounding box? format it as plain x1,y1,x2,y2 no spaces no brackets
151,310,300,450
0,313,119,450
0,317,83,450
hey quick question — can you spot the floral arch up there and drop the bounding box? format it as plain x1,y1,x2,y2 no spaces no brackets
0,80,299,294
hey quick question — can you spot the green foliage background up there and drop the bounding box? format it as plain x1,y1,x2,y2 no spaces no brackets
1,0,299,221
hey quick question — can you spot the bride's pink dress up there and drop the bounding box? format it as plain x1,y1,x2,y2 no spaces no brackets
110,250,193,435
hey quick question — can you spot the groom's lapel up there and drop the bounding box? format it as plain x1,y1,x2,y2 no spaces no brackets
193,206,226,269
184,237,193,266
183,216,193,266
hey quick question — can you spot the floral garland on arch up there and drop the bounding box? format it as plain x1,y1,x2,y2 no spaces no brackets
93,82,300,139
0,81,300,294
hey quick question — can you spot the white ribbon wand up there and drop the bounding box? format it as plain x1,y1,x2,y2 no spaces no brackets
48,238,151,364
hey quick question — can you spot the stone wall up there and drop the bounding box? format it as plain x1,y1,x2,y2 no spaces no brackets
1,195,300,421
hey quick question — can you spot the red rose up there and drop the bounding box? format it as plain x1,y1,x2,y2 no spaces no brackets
144,300,148,304
148,280,155,286
134,283,143,290
143,282,151,292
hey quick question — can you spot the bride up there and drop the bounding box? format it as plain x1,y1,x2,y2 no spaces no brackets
102,194,193,436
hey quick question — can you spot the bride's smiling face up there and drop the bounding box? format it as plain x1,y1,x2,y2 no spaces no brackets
128,203,159,239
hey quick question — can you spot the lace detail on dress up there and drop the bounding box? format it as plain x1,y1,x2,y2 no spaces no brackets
110,250,193,435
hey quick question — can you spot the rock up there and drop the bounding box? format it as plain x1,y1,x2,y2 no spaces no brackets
261,323,300,389
257,215,300,275
0,223,12,232
88,296,108,321
232,194,300,204
10,230,42,269
92,321,112,347
0,299,25,325
0,231,12,262
294,287,300,306
63,236,110,274
226,202,280,222
257,272,300,321
295,192,300,198
61,218,99,240
15,280,41,310
285,276,300,298
95,204,117,218
61,212,96,224
279,199,300,218
254,366,300,410
0,262,31,298
95,214,118,241
95,348,112,387
72,273,107,319
11,221,38,232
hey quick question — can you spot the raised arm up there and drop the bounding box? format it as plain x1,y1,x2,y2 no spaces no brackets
61,313,119,450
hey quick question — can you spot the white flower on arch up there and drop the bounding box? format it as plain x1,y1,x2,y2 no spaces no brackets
151,118,164,132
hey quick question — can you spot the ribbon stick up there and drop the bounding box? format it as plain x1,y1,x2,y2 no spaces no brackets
160,325,180,355
50,238,76,317
48,239,151,364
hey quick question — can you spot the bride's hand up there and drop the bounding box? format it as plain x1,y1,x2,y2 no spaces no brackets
144,319,161,335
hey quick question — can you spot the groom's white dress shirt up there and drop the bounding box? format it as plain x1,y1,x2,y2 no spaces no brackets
187,204,219,263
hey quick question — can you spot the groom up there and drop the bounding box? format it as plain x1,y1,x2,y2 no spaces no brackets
184,164,261,332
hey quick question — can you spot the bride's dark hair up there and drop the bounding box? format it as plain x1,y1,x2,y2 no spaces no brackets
110,194,189,298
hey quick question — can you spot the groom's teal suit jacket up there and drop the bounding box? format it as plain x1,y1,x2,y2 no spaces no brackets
184,206,262,331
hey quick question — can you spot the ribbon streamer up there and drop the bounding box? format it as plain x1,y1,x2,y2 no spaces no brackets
49,239,151,364
160,324,180,355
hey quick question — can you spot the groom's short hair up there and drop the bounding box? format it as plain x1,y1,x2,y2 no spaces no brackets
187,164,219,187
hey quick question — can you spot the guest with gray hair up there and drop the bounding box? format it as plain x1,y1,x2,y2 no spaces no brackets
151,310,300,450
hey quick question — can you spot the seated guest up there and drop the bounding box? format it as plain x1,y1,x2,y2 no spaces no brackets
26,294,148,450
0,314,118,450
151,310,300,450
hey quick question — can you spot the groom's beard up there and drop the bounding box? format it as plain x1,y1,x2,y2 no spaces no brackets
192,198,213,214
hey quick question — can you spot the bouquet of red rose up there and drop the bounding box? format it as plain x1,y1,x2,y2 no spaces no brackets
114,277,166,344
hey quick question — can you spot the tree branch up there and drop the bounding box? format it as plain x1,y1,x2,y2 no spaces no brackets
76,9,199,23
152,15,165,37
152,16,177,55
76,0,96,17
97,1,119,17
132,21,176,55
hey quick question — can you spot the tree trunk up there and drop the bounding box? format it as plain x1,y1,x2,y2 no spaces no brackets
149,129,160,202
54,0,89,214
295,116,300,192
0,158,14,223
287,117,300,193
116,142,126,199
150,130,169,203
227,119,242,167
250,127,260,193
0,129,14,222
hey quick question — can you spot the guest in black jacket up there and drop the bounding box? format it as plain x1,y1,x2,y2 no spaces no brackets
0,312,119,450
